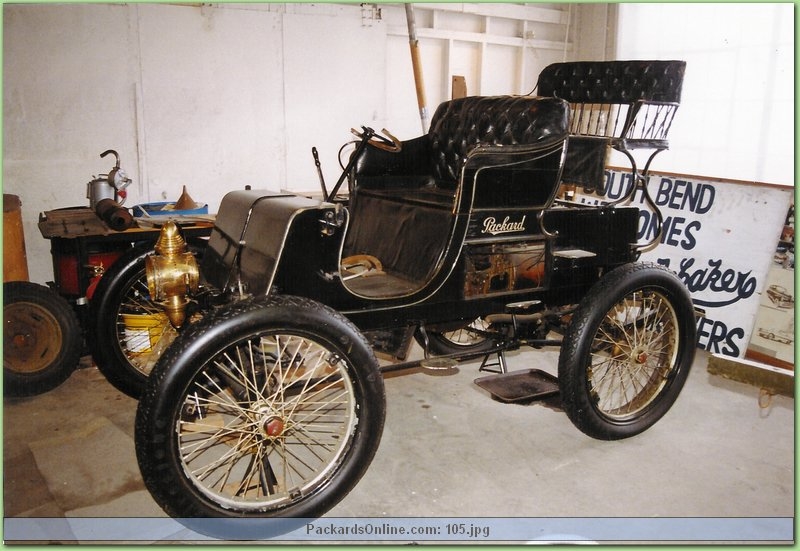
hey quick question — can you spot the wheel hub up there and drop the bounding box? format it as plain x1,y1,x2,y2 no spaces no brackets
12,331,31,350
5,313,59,371
613,342,650,364
255,404,286,439
263,416,285,438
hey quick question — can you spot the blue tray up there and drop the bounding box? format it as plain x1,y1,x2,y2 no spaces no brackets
132,202,208,217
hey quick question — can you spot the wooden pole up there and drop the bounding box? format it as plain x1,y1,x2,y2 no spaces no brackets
405,3,429,133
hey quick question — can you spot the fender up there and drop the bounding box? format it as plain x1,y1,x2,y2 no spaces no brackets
201,189,346,297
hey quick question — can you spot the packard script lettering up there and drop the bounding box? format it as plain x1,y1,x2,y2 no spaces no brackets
481,215,526,236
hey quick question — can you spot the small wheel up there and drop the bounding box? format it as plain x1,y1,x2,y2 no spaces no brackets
135,295,385,536
415,318,495,356
4,281,82,396
558,263,697,440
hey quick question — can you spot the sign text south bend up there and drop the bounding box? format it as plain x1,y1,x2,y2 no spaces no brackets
481,215,526,236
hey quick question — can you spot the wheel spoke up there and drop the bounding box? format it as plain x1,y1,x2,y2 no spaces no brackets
114,273,173,377
175,331,358,512
587,289,680,419
442,318,490,347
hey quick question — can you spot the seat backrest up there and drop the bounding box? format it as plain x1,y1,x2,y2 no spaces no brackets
537,60,685,145
427,95,569,185
536,60,686,192
536,60,686,104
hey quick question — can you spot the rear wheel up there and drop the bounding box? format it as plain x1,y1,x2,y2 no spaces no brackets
4,281,81,396
415,318,494,356
558,263,696,440
135,295,385,536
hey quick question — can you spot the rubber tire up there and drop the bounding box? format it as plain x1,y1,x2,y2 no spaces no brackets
558,262,696,440
414,318,495,356
4,281,82,397
89,241,205,399
135,295,386,536
88,245,155,399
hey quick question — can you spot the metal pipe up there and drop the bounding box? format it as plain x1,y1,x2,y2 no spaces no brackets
405,3,429,133
379,338,563,375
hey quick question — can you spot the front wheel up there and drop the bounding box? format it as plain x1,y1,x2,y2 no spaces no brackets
558,263,697,440
135,295,385,534
90,242,204,399
89,246,170,399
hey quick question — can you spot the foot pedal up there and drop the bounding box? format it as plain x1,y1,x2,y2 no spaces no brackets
420,357,459,373
474,369,559,403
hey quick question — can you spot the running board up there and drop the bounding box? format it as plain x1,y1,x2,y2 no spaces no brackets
474,369,559,403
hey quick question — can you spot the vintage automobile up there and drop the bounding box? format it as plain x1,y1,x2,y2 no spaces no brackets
766,284,794,309
94,60,697,524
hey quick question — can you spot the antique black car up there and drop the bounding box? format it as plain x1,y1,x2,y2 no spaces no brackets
91,60,697,523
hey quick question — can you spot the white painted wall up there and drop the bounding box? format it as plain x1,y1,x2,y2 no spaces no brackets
615,3,793,186
3,2,591,284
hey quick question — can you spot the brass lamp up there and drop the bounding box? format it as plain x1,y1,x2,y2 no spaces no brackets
145,221,199,328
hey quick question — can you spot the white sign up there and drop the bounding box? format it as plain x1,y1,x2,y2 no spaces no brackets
576,169,793,358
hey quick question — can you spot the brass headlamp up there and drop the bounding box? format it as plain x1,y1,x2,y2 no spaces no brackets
145,221,199,328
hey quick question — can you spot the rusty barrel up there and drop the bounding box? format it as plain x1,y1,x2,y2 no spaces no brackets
3,194,29,282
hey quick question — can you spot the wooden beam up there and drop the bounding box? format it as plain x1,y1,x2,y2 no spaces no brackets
413,3,568,25
707,354,794,398
387,25,570,51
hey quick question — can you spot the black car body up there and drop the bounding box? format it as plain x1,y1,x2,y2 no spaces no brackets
102,60,700,529
199,94,639,342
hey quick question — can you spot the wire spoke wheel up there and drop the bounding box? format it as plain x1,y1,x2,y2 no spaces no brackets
416,318,495,356
587,289,679,420
115,272,176,377
90,244,202,399
440,318,490,348
177,332,357,511
136,295,385,529
559,263,696,440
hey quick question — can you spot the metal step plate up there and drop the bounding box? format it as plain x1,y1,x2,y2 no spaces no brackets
420,357,459,373
474,368,559,403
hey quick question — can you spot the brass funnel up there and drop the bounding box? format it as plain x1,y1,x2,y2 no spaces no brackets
174,185,201,211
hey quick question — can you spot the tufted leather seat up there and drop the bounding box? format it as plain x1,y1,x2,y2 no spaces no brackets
536,60,686,104
427,95,569,185
353,94,569,204
355,60,685,197
346,95,568,290
536,60,686,192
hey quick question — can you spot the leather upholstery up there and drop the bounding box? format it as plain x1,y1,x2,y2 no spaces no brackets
536,60,686,104
344,193,452,283
428,95,569,183
536,60,686,192
347,95,568,284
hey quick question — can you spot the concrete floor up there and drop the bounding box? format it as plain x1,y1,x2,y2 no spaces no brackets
3,346,794,543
